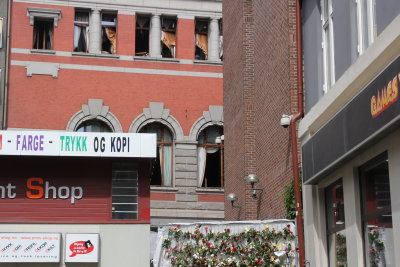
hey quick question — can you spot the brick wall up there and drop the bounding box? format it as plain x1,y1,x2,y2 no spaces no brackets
223,0,299,220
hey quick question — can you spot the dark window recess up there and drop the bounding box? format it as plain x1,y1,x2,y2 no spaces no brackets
325,179,347,266
135,15,150,56
112,163,139,220
140,123,173,186
198,125,224,187
74,10,89,52
195,19,208,60
359,153,395,266
76,119,112,133
219,19,223,61
33,19,53,50
161,17,176,58
101,13,117,54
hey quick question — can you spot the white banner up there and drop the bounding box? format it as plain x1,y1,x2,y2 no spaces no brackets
0,131,156,158
0,233,61,263
65,233,99,263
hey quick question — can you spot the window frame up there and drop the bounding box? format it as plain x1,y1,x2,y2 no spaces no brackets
321,0,335,93
356,0,376,55
73,9,90,53
197,125,224,188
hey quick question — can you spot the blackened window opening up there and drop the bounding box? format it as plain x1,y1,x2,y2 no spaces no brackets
195,19,208,60
161,17,176,58
135,15,150,56
33,19,53,50
74,10,89,52
101,13,117,54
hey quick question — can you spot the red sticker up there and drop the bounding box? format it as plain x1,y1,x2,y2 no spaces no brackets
69,240,94,257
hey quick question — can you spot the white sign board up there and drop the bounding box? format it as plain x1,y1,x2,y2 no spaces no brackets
0,233,60,263
0,131,156,158
65,233,99,263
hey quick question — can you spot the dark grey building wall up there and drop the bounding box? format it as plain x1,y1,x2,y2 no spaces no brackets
376,0,400,35
0,0,8,129
332,0,358,81
302,0,323,112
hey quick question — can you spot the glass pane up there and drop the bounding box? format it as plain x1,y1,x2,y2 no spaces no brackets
328,230,348,267
361,0,370,49
76,120,112,132
112,212,137,220
326,180,345,230
365,214,395,267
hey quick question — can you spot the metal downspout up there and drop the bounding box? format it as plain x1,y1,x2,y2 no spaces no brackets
291,0,306,265
3,0,12,129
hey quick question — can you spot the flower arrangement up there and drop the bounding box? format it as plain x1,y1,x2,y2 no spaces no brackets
368,227,385,267
161,224,296,267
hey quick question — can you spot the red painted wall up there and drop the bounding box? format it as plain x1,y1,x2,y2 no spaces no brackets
8,3,223,135
0,156,150,223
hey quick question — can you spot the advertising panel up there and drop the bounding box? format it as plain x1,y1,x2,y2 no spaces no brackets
0,233,60,263
65,233,99,263
0,131,156,158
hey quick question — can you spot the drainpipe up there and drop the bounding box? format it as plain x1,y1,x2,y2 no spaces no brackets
3,0,12,129
291,0,305,266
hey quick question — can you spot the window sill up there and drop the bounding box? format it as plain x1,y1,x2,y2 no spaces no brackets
150,186,179,192
72,52,120,59
195,188,224,194
30,49,56,55
133,56,180,63
194,60,223,66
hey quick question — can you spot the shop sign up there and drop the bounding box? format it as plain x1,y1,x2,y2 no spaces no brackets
0,131,156,158
303,56,400,184
65,234,99,263
0,233,60,263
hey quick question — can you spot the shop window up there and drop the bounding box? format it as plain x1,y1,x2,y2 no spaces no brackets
112,163,138,220
195,19,208,60
74,10,89,52
135,15,150,56
161,16,176,58
101,13,117,54
325,179,347,267
197,126,223,187
140,123,173,186
33,18,53,50
76,119,112,132
359,153,394,267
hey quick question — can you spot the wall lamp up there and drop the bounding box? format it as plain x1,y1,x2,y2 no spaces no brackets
245,174,263,198
227,192,239,207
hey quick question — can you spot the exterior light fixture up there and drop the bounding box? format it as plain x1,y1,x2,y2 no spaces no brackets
227,192,238,206
215,135,224,144
245,174,262,197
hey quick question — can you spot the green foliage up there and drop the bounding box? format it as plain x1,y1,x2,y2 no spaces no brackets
283,181,296,220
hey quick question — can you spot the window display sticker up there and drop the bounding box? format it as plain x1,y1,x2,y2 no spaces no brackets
0,233,60,262
65,233,99,263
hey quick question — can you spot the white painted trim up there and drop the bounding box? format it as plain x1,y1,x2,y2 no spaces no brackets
11,60,223,78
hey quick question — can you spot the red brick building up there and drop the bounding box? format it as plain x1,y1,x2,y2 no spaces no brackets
223,0,299,220
1,0,223,265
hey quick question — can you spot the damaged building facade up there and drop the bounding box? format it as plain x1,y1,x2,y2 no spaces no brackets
2,0,223,264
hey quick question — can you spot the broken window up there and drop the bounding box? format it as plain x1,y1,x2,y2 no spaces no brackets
195,19,208,60
76,119,112,132
74,10,89,52
161,17,176,58
33,18,53,50
135,15,150,56
140,123,173,186
198,126,224,187
101,13,117,54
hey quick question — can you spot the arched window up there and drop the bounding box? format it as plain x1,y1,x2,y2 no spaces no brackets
76,119,112,132
140,123,173,186
197,125,223,187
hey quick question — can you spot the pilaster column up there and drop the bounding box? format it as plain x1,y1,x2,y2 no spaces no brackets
150,14,162,58
89,9,102,54
208,17,220,61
